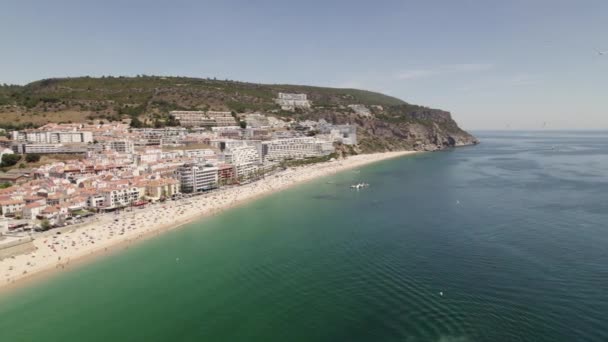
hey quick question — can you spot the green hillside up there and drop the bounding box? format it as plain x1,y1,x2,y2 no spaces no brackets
0,75,477,151
0,76,405,127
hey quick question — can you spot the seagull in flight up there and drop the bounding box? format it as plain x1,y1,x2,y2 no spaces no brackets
595,48,608,56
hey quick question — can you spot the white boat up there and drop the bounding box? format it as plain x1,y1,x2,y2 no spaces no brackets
350,183,370,190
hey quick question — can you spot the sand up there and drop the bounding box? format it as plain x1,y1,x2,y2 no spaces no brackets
0,151,416,291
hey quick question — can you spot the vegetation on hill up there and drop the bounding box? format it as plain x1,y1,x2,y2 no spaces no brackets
0,154,21,167
0,75,477,151
0,153,82,172
0,76,404,126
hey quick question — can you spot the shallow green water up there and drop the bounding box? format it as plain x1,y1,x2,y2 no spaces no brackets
1,131,607,341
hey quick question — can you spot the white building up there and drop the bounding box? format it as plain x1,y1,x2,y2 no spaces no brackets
211,126,242,139
11,143,88,154
135,149,162,165
176,163,219,193
88,194,105,208
208,111,238,126
12,131,93,144
130,127,187,146
170,111,236,127
23,202,46,219
261,137,334,162
329,125,357,145
244,113,270,128
223,145,261,178
170,111,211,127
184,149,215,159
211,139,259,152
275,93,312,111
243,128,269,140
211,126,241,132
102,187,140,209
0,199,25,217
104,140,134,154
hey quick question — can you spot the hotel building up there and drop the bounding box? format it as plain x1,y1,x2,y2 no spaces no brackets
170,111,236,127
275,93,312,111
102,187,141,209
12,131,93,144
223,145,261,178
261,137,334,162
176,163,219,193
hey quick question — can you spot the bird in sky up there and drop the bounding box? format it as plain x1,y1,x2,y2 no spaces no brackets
595,48,608,56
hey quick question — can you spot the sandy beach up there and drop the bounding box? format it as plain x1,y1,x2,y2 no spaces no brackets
0,151,416,291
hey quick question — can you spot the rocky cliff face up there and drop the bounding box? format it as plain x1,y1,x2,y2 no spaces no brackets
356,118,478,152
291,104,478,153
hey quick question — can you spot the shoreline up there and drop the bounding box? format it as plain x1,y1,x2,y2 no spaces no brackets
0,151,416,294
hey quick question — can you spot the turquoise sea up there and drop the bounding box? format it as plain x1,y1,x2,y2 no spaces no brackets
1,131,607,341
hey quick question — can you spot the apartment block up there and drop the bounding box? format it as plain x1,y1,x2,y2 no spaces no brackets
217,164,236,184
0,199,25,217
275,93,312,111
104,140,134,154
176,163,219,193
102,187,141,209
170,111,236,127
11,143,88,154
145,179,180,199
261,137,334,162
12,131,93,144
244,113,270,128
130,127,187,146
223,145,261,178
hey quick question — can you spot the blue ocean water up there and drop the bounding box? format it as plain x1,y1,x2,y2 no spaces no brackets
0,131,607,341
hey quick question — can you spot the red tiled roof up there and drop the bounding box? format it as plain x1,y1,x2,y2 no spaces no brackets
42,206,59,214
0,199,25,206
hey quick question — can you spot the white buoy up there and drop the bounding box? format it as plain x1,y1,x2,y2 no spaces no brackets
439,291,444,296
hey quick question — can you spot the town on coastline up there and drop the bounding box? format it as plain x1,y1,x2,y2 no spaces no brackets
0,93,358,245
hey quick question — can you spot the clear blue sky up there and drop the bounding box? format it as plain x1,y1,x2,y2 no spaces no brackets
1,0,606,129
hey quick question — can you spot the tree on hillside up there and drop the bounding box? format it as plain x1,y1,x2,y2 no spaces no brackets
25,153,41,163
166,116,180,127
239,120,247,129
0,154,21,167
130,117,144,128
